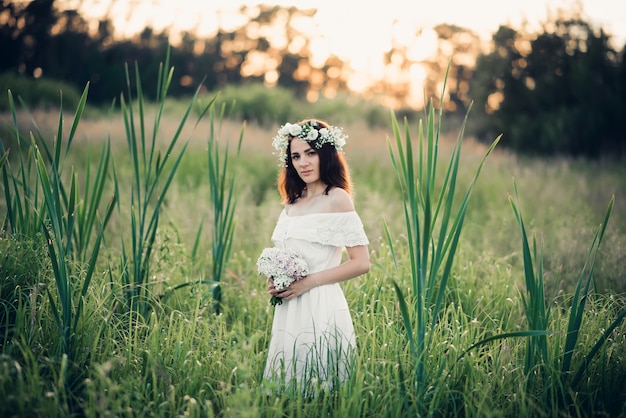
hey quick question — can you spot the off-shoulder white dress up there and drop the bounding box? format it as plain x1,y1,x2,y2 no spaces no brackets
263,209,369,392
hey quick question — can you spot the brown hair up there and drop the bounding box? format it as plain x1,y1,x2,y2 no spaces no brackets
277,118,352,204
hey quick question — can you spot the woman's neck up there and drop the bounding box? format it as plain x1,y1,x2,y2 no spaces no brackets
304,183,327,199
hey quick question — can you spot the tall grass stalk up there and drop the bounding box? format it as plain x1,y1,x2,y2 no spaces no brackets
508,184,621,391
557,194,622,387
1,85,116,359
462,184,624,406
385,73,501,402
1,91,45,236
508,182,551,382
1,145,43,237
2,88,115,263
200,104,243,314
0,148,7,169
117,48,213,317
29,87,116,356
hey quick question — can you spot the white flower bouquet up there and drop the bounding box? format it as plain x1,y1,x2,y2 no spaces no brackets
256,247,309,306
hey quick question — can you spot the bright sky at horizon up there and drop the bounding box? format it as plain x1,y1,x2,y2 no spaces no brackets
74,0,626,68
70,0,626,105
73,0,626,46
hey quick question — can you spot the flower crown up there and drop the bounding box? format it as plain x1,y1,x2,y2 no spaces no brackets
272,120,348,163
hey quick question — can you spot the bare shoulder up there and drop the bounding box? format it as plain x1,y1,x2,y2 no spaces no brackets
327,187,355,212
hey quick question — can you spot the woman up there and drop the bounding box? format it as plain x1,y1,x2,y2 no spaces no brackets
263,118,370,394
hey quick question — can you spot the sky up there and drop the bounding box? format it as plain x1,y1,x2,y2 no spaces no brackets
72,0,626,70
69,0,626,104
72,0,626,47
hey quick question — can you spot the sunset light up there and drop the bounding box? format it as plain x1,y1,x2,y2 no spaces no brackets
64,0,626,107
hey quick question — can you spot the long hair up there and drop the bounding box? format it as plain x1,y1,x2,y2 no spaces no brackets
277,119,352,204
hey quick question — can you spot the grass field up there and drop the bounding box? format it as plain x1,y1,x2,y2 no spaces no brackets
1,87,625,417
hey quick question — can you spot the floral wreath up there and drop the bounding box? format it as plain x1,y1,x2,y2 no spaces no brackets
272,120,347,164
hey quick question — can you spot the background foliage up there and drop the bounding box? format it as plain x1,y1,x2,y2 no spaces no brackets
469,19,626,157
1,1,625,157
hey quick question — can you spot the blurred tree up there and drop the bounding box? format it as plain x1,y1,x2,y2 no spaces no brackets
423,24,481,113
221,5,349,102
5,0,623,160
0,2,353,108
469,25,524,143
372,23,480,113
374,26,418,110
0,0,57,75
0,1,22,73
0,0,196,104
469,14,625,158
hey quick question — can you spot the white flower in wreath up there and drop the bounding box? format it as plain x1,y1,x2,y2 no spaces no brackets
287,123,302,137
271,120,348,164
306,129,319,141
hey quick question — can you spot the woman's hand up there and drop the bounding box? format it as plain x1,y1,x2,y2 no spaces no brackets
269,274,319,301
268,244,369,303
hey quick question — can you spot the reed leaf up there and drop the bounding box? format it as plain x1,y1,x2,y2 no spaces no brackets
571,306,626,387
0,149,7,169
205,104,243,313
116,47,216,316
73,193,116,335
3,80,117,361
34,142,73,353
2,91,45,236
509,180,550,377
386,64,500,399
74,140,112,263
463,190,617,398
562,195,614,379
458,330,557,361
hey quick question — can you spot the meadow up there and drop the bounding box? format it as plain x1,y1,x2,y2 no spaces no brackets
1,67,626,417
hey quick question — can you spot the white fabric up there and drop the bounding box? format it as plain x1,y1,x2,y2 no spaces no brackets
263,210,368,392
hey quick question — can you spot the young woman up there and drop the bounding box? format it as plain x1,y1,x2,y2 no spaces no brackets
262,118,370,394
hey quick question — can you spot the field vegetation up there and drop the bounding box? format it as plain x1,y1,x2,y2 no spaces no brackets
1,61,625,417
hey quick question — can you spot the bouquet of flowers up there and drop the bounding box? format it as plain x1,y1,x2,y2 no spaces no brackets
256,247,309,306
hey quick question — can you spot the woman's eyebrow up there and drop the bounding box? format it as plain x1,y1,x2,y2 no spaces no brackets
291,146,314,156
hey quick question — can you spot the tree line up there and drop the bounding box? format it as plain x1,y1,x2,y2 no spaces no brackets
1,0,624,158
470,19,626,158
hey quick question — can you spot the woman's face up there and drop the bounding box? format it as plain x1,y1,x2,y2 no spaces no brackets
289,137,320,184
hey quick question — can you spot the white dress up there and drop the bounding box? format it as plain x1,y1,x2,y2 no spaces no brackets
263,209,369,393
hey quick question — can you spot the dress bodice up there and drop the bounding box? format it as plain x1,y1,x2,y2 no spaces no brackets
270,210,369,274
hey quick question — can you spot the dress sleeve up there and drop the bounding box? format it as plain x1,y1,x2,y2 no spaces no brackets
315,212,369,247
272,211,369,248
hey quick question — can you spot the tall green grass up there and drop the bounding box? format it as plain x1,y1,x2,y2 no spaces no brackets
508,182,625,393
2,92,46,237
385,87,500,408
509,181,552,383
456,183,625,413
2,86,116,358
199,105,243,314
1,55,625,417
116,49,212,317
382,73,624,414
0,147,7,170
